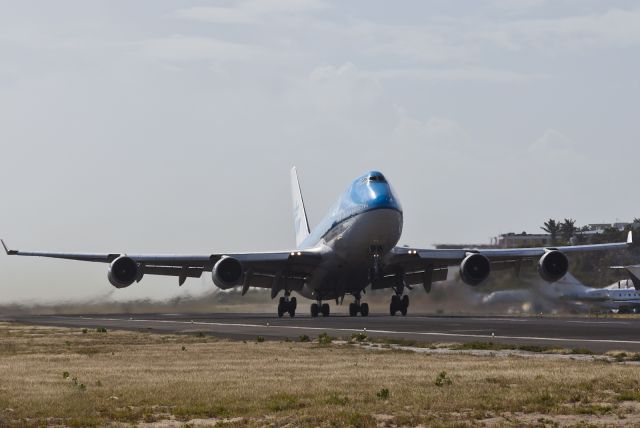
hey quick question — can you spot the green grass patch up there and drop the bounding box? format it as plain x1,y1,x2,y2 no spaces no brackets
453,341,556,353
325,393,349,405
266,393,304,412
618,389,640,401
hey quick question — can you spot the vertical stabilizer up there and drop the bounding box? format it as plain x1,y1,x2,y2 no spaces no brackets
290,167,310,248
625,265,640,290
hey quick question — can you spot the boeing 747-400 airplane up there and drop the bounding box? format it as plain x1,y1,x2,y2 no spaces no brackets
1,169,633,317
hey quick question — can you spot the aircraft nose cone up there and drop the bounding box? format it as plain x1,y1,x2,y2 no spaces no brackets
368,184,394,208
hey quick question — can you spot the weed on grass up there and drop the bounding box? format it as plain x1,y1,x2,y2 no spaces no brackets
325,393,349,405
266,393,303,412
317,333,333,345
454,341,555,353
299,334,310,342
370,337,432,348
576,404,613,415
376,388,390,400
435,371,452,387
351,332,368,342
570,348,594,355
617,390,640,401
173,404,229,420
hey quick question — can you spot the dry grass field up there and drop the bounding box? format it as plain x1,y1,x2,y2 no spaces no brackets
1,323,640,427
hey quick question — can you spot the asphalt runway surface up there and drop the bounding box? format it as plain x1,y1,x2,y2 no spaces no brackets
5,312,640,353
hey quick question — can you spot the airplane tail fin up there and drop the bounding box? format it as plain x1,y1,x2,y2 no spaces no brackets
610,265,640,290
290,167,310,248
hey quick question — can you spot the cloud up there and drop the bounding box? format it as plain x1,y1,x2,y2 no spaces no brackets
504,8,640,48
393,114,471,150
176,0,326,24
137,35,259,63
363,67,547,83
528,129,577,159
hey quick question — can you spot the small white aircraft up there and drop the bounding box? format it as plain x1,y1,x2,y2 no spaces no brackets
2,168,633,317
482,266,640,313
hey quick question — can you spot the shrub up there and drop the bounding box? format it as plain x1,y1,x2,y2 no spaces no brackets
351,332,368,342
376,388,390,400
256,336,265,343
81,328,88,334
63,371,70,379
96,327,107,333
318,333,333,345
435,371,452,387
299,335,310,342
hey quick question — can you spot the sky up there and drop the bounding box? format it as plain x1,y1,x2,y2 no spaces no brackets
0,0,639,303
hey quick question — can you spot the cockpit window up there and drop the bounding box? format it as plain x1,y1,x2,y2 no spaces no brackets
367,174,387,183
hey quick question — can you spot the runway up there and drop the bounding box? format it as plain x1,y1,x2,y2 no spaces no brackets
5,313,640,353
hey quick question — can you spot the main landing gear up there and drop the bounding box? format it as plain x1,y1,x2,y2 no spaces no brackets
348,293,369,317
277,295,297,318
310,301,330,317
390,294,409,316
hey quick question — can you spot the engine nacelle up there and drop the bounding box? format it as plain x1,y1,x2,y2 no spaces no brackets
108,256,140,288
212,257,243,289
460,253,491,286
538,250,569,282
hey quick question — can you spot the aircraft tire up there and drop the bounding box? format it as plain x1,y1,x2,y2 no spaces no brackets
321,303,330,317
289,307,296,318
349,303,358,317
390,295,400,316
277,303,285,318
290,297,297,310
401,295,409,316
360,303,369,317
311,303,319,317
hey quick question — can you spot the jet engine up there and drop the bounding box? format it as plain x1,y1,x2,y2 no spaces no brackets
212,257,243,289
460,253,491,286
538,250,569,282
108,256,140,288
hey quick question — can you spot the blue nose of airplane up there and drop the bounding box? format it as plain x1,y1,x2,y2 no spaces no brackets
367,182,394,209
359,171,401,212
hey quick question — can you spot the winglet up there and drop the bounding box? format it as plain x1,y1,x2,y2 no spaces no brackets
628,231,633,244
1,239,17,255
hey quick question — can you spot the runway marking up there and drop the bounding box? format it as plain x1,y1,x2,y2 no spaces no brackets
61,316,640,347
469,318,530,322
567,320,629,325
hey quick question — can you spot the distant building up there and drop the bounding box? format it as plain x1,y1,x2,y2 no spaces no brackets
493,232,550,248
436,220,635,250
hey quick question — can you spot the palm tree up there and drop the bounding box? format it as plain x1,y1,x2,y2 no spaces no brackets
560,218,577,242
541,219,560,245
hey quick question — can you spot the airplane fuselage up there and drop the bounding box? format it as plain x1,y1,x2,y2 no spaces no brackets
296,171,403,300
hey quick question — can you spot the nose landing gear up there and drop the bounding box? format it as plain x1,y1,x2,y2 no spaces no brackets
277,294,297,318
390,292,409,316
311,301,330,317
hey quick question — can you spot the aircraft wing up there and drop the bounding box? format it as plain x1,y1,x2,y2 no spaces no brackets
384,232,633,290
393,231,632,263
1,239,322,291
